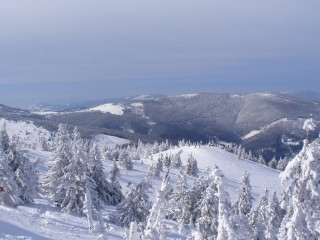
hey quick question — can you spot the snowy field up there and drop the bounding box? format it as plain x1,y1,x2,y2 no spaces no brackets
0,145,281,239
0,118,284,239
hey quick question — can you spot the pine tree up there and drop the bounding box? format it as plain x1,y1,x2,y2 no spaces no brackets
0,152,21,207
7,140,39,203
143,170,171,239
234,172,253,216
186,153,198,176
214,167,236,240
44,124,72,196
163,153,171,168
167,172,192,224
196,182,219,239
257,155,266,165
118,149,133,170
268,157,277,169
112,180,151,228
250,188,269,240
87,144,123,206
266,191,282,240
56,141,88,214
172,151,182,168
191,175,211,223
0,123,10,154
109,160,120,184
279,118,320,239
276,157,289,171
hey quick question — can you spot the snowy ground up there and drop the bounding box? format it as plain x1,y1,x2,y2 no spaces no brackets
0,142,282,239
0,118,51,147
91,134,130,150
0,118,282,239
80,103,124,115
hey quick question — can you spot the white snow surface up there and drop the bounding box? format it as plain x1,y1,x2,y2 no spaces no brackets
81,103,124,115
91,134,130,149
0,118,51,146
242,118,289,140
173,93,198,98
32,111,59,116
154,146,281,201
0,145,281,239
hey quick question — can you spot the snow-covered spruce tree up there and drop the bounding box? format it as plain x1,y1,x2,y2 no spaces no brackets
167,171,193,225
213,167,236,240
163,153,171,168
87,144,123,206
172,150,182,168
195,181,219,239
43,123,72,196
268,157,277,169
55,128,89,214
185,153,198,176
6,139,39,203
109,160,120,184
250,187,269,240
265,191,282,240
257,155,266,165
143,170,171,239
147,161,161,179
278,117,320,239
234,171,253,216
0,152,21,207
118,149,133,170
0,123,10,154
191,175,211,223
276,156,289,171
112,179,151,228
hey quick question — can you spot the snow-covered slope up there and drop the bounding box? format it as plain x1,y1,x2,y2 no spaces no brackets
0,144,281,239
91,134,130,149
80,103,124,115
0,118,51,146
154,146,281,201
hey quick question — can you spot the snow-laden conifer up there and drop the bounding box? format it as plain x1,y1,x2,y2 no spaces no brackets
279,118,320,239
143,170,171,239
7,140,39,203
185,153,198,176
167,172,192,224
43,123,72,196
213,167,236,240
250,188,269,240
0,152,21,207
118,149,133,170
234,171,253,216
112,179,151,228
266,191,282,240
87,144,123,206
0,123,10,154
195,181,219,239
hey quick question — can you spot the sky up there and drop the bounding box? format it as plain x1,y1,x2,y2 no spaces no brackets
0,0,320,107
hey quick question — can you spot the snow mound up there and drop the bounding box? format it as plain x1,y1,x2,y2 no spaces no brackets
82,103,124,115
0,118,51,146
242,130,262,140
91,134,130,149
155,146,281,201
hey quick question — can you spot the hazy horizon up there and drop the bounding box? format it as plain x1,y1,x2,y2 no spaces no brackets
1,0,319,106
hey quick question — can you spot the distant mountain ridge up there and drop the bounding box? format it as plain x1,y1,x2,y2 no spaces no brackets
1,92,320,160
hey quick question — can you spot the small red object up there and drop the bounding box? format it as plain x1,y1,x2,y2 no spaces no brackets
0,186,4,192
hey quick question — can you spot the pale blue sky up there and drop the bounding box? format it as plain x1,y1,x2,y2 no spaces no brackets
0,0,319,106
